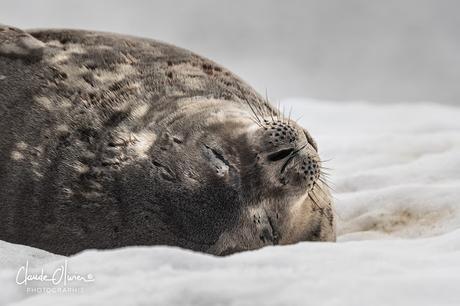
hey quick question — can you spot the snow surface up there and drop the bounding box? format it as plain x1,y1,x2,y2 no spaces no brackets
1,99,459,306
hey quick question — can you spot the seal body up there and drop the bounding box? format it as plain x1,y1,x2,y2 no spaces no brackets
0,25,335,256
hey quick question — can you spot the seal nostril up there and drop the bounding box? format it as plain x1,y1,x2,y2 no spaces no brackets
267,148,294,162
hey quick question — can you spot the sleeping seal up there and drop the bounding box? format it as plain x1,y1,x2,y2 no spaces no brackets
0,25,335,256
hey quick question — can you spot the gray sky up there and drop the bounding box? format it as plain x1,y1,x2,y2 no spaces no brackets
1,0,459,104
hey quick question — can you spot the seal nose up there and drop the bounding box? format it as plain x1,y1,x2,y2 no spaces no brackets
267,148,295,162
257,118,321,189
275,146,320,190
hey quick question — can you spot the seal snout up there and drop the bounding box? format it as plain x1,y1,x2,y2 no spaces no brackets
253,117,322,192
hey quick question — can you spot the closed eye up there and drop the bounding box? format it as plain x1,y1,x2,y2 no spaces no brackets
267,148,295,161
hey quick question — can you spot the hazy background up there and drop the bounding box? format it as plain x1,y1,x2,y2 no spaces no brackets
1,0,459,104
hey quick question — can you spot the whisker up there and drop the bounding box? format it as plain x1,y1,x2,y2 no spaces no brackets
292,142,309,155
319,172,329,181
308,193,322,210
314,182,326,196
270,109,275,123
313,189,338,221
246,100,263,124
282,103,286,123
314,182,335,199
257,99,266,119
235,82,264,124
264,90,276,124
249,117,263,127
246,103,263,125
277,101,281,121
319,177,336,192
312,183,342,221
311,190,325,209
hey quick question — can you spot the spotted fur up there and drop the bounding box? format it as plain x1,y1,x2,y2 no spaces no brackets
0,25,335,255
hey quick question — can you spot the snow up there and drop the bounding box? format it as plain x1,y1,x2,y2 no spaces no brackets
1,99,460,306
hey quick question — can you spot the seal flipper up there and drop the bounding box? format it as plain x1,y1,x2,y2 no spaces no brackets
0,24,45,61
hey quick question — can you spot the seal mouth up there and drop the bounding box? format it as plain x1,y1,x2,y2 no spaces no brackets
266,215,280,245
280,155,295,174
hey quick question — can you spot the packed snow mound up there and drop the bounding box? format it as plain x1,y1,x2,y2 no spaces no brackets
1,99,459,306
288,99,460,240
3,231,460,306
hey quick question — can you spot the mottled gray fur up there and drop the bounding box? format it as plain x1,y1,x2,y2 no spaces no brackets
0,25,335,256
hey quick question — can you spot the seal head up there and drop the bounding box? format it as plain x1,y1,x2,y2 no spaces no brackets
192,105,334,255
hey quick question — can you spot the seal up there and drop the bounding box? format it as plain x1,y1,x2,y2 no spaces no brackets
0,25,335,256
